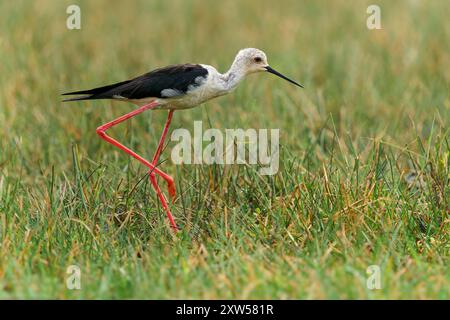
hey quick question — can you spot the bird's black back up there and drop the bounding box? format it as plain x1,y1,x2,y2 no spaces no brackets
62,64,209,102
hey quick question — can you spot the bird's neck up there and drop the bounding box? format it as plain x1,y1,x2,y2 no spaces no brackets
222,62,247,91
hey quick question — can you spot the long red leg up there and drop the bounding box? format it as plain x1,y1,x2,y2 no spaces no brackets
148,110,178,230
95,101,177,230
152,110,174,165
150,110,178,230
151,110,176,198
150,174,177,230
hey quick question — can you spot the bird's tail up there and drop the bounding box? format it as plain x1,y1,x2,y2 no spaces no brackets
61,95,95,102
62,79,132,102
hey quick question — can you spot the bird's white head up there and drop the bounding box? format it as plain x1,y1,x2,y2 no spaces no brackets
230,48,303,88
233,48,269,74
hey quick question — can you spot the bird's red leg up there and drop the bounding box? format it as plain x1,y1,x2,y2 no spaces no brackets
95,101,178,230
150,174,177,230
152,110,174,165
148,110,178,230
151,110,175,195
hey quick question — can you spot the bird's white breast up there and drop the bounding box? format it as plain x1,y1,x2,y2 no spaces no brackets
158,64,229,110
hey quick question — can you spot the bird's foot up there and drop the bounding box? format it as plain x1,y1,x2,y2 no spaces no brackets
166,177,176,203
149,173,178,231
149,172,176,203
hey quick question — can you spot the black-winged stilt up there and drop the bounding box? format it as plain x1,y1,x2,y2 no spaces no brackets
63,48,303,231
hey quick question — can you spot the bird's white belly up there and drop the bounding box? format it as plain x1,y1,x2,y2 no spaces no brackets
166,86,226,109
131,88,225,110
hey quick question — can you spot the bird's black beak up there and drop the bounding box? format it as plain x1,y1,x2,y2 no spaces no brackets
265,66,304,88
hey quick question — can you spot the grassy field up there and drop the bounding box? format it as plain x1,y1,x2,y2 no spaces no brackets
0,0,448,299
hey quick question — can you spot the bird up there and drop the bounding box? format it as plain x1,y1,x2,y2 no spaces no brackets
62,48,303,231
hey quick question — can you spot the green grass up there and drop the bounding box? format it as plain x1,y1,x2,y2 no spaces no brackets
0,0,449,299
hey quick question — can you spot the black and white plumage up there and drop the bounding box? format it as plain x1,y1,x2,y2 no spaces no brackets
63,64,208,105
63,48,303,110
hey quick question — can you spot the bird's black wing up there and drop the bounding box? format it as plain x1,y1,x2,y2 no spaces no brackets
62,64,209,102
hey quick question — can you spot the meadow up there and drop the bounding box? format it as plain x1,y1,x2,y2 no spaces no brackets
0,0,448,299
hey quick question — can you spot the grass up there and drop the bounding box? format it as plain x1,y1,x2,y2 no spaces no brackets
0,0,449,299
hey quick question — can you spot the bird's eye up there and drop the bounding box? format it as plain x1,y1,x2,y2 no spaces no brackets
254,57,262,63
